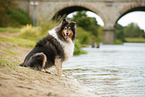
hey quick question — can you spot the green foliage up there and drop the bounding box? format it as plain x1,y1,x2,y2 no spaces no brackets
142,33,145,38
0,0,32,27
73,39,87,55
10,10,32,26
19,19,60,40
97,25,104,42
0,55,19,70
115,24,126,42
115,22,145,43
123,23,144,38
113,40,123,44
2,49,18,55
0,0,15,26
76,27,91,44
19,24,42,40
125,37,145,43
0,35,35,48
70,11,101,43
0,27,20,33
39,17,59,34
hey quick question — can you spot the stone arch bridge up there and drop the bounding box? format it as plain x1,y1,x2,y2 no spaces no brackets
14,0,145,44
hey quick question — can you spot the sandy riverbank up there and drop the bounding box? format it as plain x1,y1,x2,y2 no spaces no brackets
0,32,96,97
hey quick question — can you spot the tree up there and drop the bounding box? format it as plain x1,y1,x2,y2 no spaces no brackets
71,11,99,38
0,0,31,27
115,23,125,42
124,23,144,38
0,0,16,26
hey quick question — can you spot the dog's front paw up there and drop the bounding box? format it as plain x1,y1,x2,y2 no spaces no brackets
41,69,51,74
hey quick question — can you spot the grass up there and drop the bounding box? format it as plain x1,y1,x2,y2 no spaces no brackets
2,49,19,56
0,55,18,70
114,40,124,44
0,55,20,72
0,27,20,33
114,37,145,44
19,24,43,40
0,36,35,48
125,37,145,43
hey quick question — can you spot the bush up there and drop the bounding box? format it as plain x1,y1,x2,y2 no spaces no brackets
76,27,91,45
10,10,32,26
39,17,59,34
0,0,32,27
73,39,87,55
19,19,59,40
19,24,41,40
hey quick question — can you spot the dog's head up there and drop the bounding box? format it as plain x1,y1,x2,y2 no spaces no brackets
57,19,76,42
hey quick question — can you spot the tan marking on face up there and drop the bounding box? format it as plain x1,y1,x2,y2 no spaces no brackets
69,30,73,38
62,26,73,39
62,27,67,38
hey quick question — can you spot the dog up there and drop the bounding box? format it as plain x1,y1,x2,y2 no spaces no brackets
20,19,76,76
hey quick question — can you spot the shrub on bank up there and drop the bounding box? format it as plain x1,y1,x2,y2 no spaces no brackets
76,27,91,45
39,18,59,34
0,0,32,27
10,10,32,26
19,24,41,40
74,39,87,55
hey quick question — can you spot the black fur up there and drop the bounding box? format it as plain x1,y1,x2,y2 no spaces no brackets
20,35,64,70
20,19,76,71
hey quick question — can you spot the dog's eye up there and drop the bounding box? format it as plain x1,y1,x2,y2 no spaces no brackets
68,28,71,30
64,27,67,30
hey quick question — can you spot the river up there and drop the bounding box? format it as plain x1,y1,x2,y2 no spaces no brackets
63,43,145,97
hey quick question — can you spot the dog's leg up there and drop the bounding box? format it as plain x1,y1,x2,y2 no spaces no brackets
54,56,62,76
41,53,47,71
28,52,47,71
33,53,51,74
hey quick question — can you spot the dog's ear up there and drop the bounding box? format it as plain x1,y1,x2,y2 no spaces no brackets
70,21,76,41
61,18,68,25
59,19,69,28
62,19,66,23
70,21,76,28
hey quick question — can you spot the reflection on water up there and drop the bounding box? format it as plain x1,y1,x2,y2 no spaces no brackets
63,43,145,96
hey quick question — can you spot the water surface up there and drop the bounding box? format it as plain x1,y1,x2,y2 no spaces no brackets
63,43,145,97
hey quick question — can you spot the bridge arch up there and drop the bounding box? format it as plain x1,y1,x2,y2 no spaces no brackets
14,0,145,44
115,6,145,26
51,3,105,23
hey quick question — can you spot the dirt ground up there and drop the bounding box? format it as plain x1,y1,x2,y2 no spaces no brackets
0,32,96,97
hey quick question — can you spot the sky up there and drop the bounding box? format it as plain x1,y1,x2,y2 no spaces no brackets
67,11,145,31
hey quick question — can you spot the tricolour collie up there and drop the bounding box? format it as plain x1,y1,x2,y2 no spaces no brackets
20,19,76,76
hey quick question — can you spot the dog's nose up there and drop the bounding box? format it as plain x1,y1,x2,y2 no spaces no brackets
66,32,69,35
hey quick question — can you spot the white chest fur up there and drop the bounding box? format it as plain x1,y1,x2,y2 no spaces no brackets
60,39,74,61
48,28,74,61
